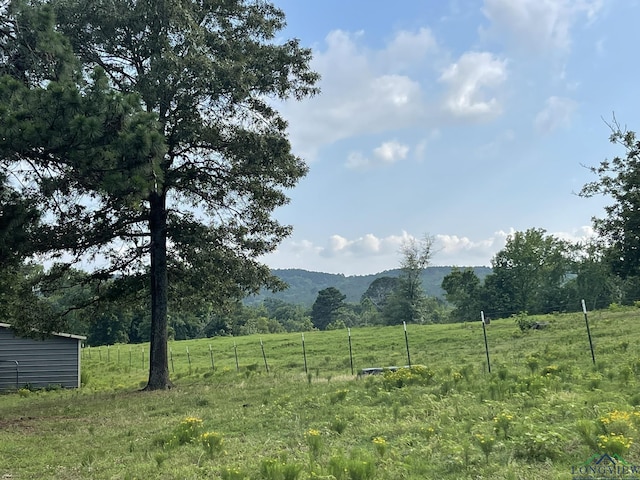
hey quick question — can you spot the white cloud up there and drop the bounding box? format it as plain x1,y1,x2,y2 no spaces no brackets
265,231,503,275
434,230,512,265
379,28,438,71
280,29,432,161
321,232,412,258
481,0,604,54
265,226,598,275
346,140,410,169
374,141,409,164
552,225,596,244
534,96,579,134
439,52,508,120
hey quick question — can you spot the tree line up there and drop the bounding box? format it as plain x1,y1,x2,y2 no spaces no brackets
9,218,640,345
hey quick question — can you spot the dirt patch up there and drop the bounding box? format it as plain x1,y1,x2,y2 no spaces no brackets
0,416,37,433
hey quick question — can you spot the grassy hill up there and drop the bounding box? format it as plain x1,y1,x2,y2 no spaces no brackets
2,307,640,478
245,266,492,306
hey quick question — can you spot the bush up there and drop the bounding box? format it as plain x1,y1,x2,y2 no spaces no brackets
382,366,435,389
172,416,203,445
513,430,563,462
513,312,535,332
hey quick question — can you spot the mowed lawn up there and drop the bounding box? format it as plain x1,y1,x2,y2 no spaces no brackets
2,308,640,479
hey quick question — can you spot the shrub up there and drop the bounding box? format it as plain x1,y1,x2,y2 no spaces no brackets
328,452,375,480
382,366,434,389
305,429,323,459
493,412,514,438
576,419,599,451
513,430,563,462
372,436,387,458
330,416,348,435
200,431,224,457
173,416,203,445
260,458,302,480
474,433,495,462
329,389,349,404
513,312,535,332
598,433,633,457
599,410,640,436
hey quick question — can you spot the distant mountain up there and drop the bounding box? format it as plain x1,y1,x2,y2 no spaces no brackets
245,266,492,307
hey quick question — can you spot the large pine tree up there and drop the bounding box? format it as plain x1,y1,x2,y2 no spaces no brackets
0,0,318,389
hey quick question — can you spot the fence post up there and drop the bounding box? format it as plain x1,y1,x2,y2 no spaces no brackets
582,299,596,365
209,344,215,371
348,328,354,375
234,342,239,372
481,311,491,374
301,333,308,374
403,322,411,367
260,338,269,373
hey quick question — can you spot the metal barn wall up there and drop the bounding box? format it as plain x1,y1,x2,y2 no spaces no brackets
0,325,83,390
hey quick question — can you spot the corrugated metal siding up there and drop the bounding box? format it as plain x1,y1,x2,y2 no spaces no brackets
0,326,81,390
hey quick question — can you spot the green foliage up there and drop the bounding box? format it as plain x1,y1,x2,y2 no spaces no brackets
171,416,203,446
246,267,492,307
486,228,574,317
382,366,435,389
0,174,40,268
200,431,224,457
311,287,346,330
259,458,302,480
0,0,320,389
580,119,640,278
221,467,247,480
473,432,496,462
383,236,434,325
328,453,376,480
513,430,564,462
513,312,535,332
304,429,323,460
441,267,482,322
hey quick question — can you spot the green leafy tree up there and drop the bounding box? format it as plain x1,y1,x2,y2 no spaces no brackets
483,228,573,317
562,239,618,310
311,287,346,331
441,268,482,322
580,120,640,283
261,298,312,332
360,276,398,311
383,235,433,325
0,0,318,389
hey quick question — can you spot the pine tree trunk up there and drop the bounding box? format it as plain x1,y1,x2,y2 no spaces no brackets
144,191,172,390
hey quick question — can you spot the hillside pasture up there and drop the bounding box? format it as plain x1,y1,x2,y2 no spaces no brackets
1,308,640,479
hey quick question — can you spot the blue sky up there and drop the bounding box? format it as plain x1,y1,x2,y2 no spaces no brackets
261,0,639,276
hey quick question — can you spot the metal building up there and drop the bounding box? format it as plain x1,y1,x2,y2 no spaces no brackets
0,323,85,390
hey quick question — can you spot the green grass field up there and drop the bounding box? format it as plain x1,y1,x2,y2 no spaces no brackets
2,308,640,479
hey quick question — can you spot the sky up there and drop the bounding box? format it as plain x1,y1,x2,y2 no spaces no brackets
260,0,640,276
